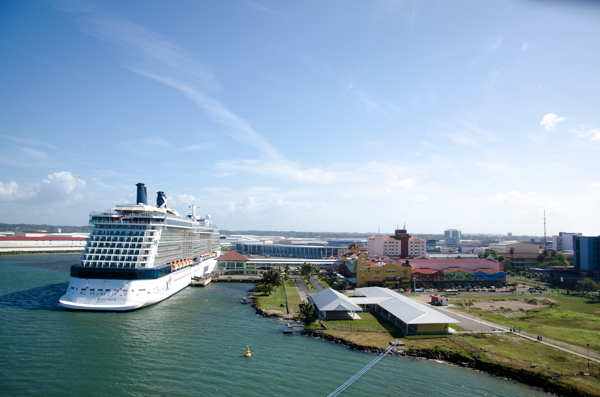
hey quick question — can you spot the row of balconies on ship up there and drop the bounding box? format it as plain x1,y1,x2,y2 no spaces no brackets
86,240,152,248
87,236,155,244
90,230,155,237
83,254,149,263
84,248,150,256
90,218,164,226
81,261,146,268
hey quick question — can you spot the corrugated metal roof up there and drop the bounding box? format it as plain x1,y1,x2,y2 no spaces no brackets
354,287,458,325
309,288,362,312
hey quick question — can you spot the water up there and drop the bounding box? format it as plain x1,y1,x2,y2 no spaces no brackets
0,254,550,397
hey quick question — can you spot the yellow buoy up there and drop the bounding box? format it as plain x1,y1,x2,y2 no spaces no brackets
243,346,252,357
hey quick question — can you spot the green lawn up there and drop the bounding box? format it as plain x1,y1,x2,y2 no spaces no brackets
255,284,287,312
307,312,403,336
451,294,600,354
284,279,301,314
254,279,302,315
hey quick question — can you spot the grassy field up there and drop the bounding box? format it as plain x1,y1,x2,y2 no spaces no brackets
307,314,600,396
407,334,600,396
450,294,600,354
254,279,301,315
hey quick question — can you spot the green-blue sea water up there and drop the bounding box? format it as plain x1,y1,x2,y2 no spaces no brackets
0,254,550,396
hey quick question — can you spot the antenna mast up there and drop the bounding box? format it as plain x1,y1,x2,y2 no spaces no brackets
543,209,547,250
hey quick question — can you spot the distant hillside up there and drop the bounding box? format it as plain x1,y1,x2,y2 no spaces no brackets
219,229,541,242
0,223,90,233
0,223,541,242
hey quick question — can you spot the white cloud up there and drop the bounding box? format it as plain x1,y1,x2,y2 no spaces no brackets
20,147,48,161
0,134,56,150
0,171,85,203
244,0,273,13
141,137,210,152
540,113,567,130
133,70,283,161
489,35,504,52
446,121,496,147
38,171,86,201
216,159,345,184
576,128,600,142
82,14,218,91
0,181,25,201
67,9,281,161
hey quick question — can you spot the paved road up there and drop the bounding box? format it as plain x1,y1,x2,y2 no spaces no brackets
435,306,500,332
310,275,326,291
294,277,310,302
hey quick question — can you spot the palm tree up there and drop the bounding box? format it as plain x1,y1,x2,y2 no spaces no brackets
261,269,281,286
298,302,316,322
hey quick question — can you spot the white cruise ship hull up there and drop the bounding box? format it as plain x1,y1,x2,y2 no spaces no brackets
59,258,217,311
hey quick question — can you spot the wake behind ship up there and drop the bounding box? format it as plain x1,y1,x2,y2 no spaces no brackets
59,183,220,311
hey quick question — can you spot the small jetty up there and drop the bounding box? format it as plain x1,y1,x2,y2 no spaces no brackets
191,276,212,287
282,321,304,334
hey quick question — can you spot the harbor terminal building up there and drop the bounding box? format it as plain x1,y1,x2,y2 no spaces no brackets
234,241,350,259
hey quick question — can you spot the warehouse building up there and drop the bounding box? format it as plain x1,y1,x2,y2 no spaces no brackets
308,288,362,320
309,287,458,335
0,236,86,253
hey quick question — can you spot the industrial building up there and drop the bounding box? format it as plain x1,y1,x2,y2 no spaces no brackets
0,236,86,253
309,287,459,335
216,250,337,275
308,288,362,320
234,241,348,259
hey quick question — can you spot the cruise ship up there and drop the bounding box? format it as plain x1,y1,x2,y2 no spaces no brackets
59,183,220,311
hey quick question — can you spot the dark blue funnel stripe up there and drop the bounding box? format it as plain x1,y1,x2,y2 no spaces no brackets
136,183,148,205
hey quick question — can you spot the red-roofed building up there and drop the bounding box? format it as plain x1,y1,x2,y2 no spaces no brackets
412,268,442,282
217,250,277,276
217,251,249,262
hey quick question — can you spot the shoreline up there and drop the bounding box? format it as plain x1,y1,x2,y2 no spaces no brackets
251,303,597,397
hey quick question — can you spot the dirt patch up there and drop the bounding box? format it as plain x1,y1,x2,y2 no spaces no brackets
470,298,555,317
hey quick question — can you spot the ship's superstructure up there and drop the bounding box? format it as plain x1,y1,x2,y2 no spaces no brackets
59,183,220,311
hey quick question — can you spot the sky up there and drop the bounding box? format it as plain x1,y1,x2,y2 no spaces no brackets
1,0,600,234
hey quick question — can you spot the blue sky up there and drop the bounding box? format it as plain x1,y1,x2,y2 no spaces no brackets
1,0,600,234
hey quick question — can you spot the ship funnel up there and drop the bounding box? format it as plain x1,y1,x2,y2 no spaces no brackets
136,183,148,205
157,191,167,208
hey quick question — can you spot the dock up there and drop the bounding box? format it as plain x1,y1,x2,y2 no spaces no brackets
213,275,262,283
191,276,212,287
